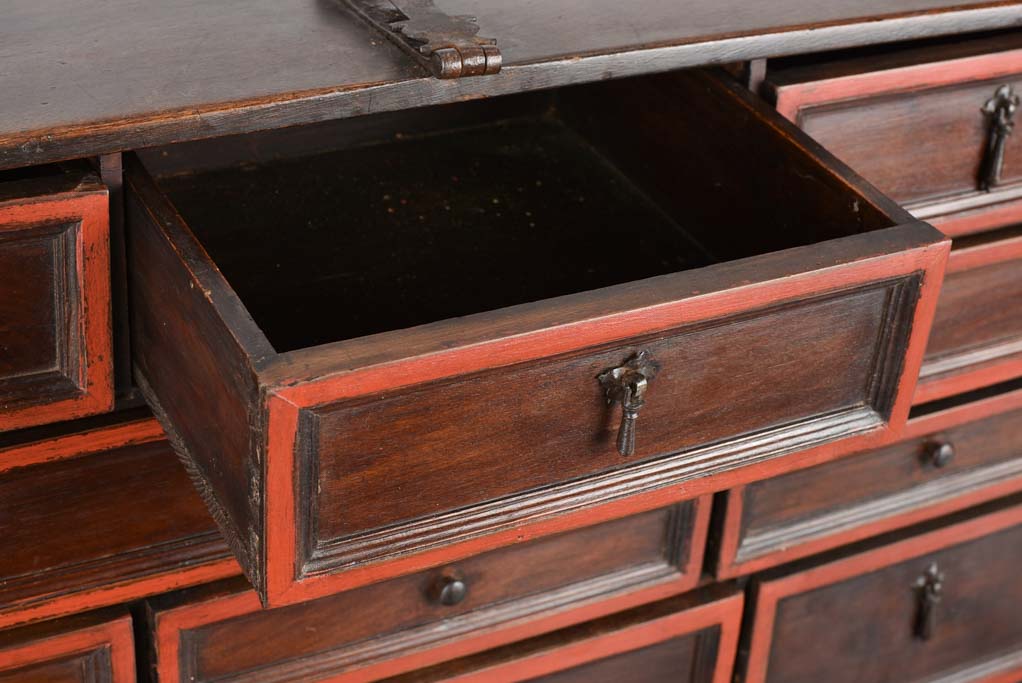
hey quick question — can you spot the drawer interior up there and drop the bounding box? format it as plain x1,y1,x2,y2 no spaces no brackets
141,70,896,352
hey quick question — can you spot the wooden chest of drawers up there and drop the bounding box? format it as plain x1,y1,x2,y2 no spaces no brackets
127,66,947,608
5,4,1022,683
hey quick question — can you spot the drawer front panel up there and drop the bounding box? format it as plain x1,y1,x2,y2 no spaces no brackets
0,651,111,683
0,224,66,384
769,37,1022,235
529,632,714,683
159,501,708,682
926,256,1022,359
0,613,134,683
0,173,112,431
917,235,1022,401
385,588,742,683
0,418,237,629
747,503,1022,683
302,278,918,570
797,75,1022,209
741,404,1022,565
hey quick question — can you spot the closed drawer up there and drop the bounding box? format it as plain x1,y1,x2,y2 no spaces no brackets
0,164,112,431
0,414,238,629
148,498,710,682
384,586,741,683
126,68,948,606
916,227,1022,402
770,36,1022,401
744,498,1022,683
0,610,134,683
768,33,1022,238
716,380,1022,578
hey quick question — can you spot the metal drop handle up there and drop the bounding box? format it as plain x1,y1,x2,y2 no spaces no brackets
980,84,1020,191
598,351,660,456
914,563,945,641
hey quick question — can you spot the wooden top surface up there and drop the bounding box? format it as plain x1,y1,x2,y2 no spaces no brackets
3,0,1022,169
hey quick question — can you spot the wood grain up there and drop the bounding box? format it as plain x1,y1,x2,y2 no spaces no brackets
3,1,1022,169
0,166,112,432
916,228,1022,402
769,32,1022,236
384,585,742,683
744,499,1022,683
126,69,948,606
716,382,1022,577
150,500,709,682
0,610,135,683
0,417,238,630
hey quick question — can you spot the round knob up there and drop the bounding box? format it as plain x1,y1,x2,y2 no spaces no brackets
430,569,468,606
927,441,955,469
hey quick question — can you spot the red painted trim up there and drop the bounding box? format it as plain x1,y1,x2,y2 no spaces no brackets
155,590,262,683
156,574,707,683
0,613,135,681
421,591,743,683
744,503,1022,683
915,356,1022,404
929,196,1022,238
716,384,1022,579
914,230,1022,403
773,47,1022,121
720,476,1022,580
0,186,113,431
772,47,1022,239
945,230,1022,274
685,494,713,580
0,418,164,473
714,487,744,580
263,237,948,606
0,557,240,632
275,243,944,406
157,497,713,682
907,383,1022,437
975,665,1022,683
0,417,241,630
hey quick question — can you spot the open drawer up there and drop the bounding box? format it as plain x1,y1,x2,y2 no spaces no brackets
125,68,948,606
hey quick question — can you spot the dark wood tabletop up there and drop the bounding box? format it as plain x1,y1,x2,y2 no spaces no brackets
3,0,1022,169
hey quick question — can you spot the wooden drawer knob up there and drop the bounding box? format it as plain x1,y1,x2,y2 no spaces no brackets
429,569,468,606
926,441,955,469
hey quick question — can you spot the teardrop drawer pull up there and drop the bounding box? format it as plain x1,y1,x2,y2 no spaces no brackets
599,351,661,457
980,84,1020,191
914,563,945,641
